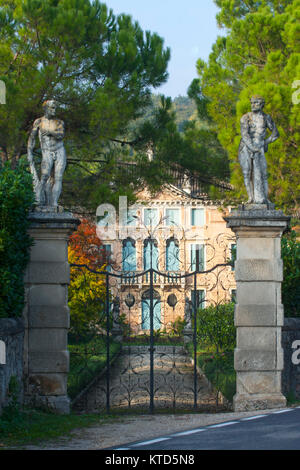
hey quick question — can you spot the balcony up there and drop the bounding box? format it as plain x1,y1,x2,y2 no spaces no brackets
119,271,186,287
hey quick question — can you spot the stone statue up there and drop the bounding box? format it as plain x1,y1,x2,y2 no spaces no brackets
184,297,192,329
112,297,120,328
27,100,66,208
238,96,279,205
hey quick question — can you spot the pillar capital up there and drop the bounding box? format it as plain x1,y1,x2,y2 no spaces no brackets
224,206,290,238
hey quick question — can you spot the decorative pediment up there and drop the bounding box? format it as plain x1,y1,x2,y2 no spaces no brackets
135,184,213,206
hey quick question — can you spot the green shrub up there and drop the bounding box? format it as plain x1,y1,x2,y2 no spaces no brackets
169,316,186,337
68,337,121,400
0,162,34,318
282,230,300,317
197,351,236,403
196,302,236,353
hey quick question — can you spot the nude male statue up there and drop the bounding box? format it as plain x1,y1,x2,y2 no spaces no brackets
238,96,279,204
27,100,66,207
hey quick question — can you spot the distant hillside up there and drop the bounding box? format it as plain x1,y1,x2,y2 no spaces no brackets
150,94,197,132
172,95,197,132
130,94,196,136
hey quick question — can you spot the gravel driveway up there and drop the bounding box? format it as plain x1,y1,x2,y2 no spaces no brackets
23,409,278,450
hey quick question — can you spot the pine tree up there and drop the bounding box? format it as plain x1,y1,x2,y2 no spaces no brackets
0,0,170,166
192,0,300,213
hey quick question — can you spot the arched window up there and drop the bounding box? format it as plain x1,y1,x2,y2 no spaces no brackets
122,238,136,272
166,238,180,272
143,238,159,270
141,289,161,330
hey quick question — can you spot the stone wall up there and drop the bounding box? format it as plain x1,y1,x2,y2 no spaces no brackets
282,318,300,401
0,318,24,414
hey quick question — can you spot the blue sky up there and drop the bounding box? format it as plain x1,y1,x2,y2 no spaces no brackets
106,0,222,98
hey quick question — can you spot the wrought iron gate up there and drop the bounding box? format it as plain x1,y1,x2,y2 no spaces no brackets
69,249,235,414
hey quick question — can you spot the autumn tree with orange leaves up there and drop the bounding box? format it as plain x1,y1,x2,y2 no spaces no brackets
68,219,108,338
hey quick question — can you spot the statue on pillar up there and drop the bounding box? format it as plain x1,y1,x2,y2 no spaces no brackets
27,100,66,209
238,96,279,205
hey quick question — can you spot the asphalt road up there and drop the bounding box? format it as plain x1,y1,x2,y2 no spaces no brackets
111,407,300,450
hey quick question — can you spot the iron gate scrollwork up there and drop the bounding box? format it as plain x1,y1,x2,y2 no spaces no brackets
69,233,236,414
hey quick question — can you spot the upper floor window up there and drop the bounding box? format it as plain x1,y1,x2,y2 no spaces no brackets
144,238,159,270
191,208,204,227
166,238,180,272
122,238,136,272
127,209,137,227
144,208,159,227
165,209,180,227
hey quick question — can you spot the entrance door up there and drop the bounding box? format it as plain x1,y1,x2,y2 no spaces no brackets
142,291,161,330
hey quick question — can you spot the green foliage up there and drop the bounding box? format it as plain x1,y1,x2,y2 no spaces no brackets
169,316,186,337
196,350,236,403
194,0,300,213
196,302,236,353
0,162,34,318
63,90,232,210
141,95,197,133
68,337,121,400
0,0,170,158
133,96,230,192
122,334,184,346
172,96,197,132
68,261,107,339
282,230,300,317
0,376,21,423
188,301,237,403
129,95,197,134
0,408,115,447
0,0,171,209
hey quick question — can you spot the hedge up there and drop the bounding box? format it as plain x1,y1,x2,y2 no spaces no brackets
0,163,34,318
282,230,300,317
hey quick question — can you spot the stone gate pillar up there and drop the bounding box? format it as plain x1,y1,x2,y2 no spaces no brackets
23,209,79,414
225,206,290,411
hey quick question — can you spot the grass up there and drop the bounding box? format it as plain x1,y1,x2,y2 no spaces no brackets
68,337,121,400
187,343,236,403
0,406,121,449
286,391,300,407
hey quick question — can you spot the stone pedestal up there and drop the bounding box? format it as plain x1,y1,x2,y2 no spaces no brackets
225,206,290,411
111,327,123,343
23,209,79,414
183,328,193,345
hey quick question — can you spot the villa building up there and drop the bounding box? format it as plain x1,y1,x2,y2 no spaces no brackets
101,179,236,333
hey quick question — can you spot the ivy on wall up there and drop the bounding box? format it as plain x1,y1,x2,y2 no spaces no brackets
0,163,34,318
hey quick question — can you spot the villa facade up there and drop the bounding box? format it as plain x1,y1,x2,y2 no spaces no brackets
102,183,236,333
